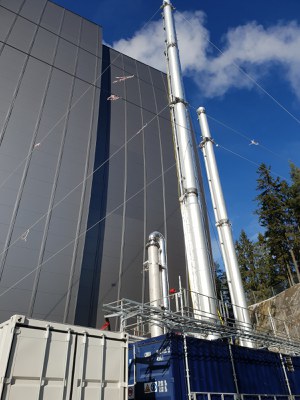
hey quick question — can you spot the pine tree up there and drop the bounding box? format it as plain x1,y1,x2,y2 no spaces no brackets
214,262,230,302
287,163,300,281
235,231,274,303
255,163,294,285
234,163,300,304
235,230,258,293
289,163,300,227
254,233,286,295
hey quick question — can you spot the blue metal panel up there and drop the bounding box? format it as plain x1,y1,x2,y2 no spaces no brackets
232,345,288,395
129,334,186,399
128,345,135,386
130,334,300,399
130,335,235,398
287,356,300,394
186,337,236,393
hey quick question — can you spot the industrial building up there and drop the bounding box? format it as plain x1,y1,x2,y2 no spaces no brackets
0,0,186,326
1,2,300,400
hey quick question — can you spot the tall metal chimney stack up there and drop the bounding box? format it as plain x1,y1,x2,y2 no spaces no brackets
162,0,218,328
197,107,253,347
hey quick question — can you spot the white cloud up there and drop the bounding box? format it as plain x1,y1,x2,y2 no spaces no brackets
112,11,208,74
111,11,300,99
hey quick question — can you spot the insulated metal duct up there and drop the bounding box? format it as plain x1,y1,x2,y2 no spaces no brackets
162,0,218,328
198,107,253,347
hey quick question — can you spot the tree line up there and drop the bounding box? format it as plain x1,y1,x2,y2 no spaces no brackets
217,162,300,305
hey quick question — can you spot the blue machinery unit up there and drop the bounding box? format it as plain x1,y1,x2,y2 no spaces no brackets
128,334,300,400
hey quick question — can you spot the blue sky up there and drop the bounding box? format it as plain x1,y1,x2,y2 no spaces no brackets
53,0,300,260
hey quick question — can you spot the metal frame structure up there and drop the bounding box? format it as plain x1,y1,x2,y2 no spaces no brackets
103,288,300,355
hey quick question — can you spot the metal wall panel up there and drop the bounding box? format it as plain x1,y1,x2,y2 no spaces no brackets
19,0,47,23
0,46,27,138
0,0,184,328
31,27,57,64
130,334,186,399
80,19,99,55
40,2,64,34
0,0,102,324
187,338,236,393
76,48,98,85
6,16,37,53
60,10,81,45
0,0,24,13
232,346,288,395
0,7,16,41
54,38,77,75
130,334,297,400
75,45,185,327
287,356,300,394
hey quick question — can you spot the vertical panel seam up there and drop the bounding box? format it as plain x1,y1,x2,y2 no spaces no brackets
0,0,50,282
0,1,45,148
0,3,101,60
0,0,27,56
63,19,100,323
149,68,168,241
135,60,148,306
116,54,128,305
27,8,83,317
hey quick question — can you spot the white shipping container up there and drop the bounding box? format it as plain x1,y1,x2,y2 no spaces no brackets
0,315,128,400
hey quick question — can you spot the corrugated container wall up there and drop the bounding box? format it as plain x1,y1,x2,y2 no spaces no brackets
0,0,186,327
0,315,128,399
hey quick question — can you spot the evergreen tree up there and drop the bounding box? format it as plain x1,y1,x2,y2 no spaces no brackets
235,231,275,303
235,230,259,293
254,233,286,295
234,163,300,304
287,163,300,281
289,163,300,227
214,262,230,302
255,163,294,284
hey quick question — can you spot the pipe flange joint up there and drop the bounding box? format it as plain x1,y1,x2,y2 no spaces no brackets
166,42,177,50
199,137,214,149
169,96,188,107
179,187,198,202
186,187,198,195
146,239,160,249
216,218,230,227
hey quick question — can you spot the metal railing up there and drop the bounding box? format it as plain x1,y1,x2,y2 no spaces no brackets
190,392,300,400
248,280,295,304
103,287,300,354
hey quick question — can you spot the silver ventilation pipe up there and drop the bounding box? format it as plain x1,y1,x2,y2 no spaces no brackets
154,232,170,311
197,107,253,347
162,0,218,328
147,232,169,337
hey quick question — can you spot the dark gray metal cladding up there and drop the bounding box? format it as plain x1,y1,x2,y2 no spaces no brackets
0,0,102,323
0,0,185,326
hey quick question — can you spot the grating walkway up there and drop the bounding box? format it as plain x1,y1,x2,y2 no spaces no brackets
103,288,300,355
